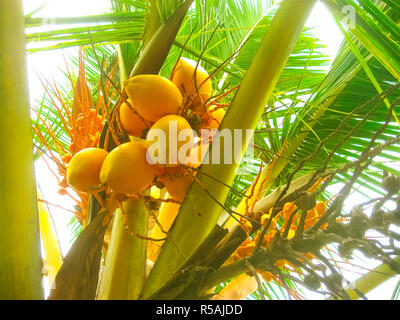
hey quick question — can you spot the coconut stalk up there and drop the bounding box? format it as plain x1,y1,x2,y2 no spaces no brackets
97,199,148,299
130,0,194,77
142,0,163,48
141,0,317,299
0,0,43,299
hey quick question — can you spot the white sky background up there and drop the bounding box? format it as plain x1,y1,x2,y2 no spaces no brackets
23,0,400,299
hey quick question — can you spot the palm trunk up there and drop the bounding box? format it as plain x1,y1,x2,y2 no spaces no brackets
0,0,43,299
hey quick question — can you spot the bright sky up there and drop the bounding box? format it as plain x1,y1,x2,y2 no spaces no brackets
23,0,399,300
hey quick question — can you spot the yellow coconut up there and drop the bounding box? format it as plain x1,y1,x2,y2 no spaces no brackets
125,75,182,122
119,99,149,137
99,141,156,194
187,141,209,168
152,200,180,237
212,273,258,300
171,57,213,101
208,105,225,130
148,197,180,262
145,259,154,279
158,166,194,202
146,115,194,166
66,148,108,193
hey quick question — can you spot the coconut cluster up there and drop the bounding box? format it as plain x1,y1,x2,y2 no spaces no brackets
65,57,225,202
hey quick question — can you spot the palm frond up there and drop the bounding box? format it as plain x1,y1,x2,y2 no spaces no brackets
323,0,400,80
25,1,148,53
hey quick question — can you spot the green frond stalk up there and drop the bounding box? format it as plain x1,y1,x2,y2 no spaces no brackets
141,0,317,299
98,199,148,300
130,0,194,77
0,0,43,299
142,0,163,48
345,256,400,300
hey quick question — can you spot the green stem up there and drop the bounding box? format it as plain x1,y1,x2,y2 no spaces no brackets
97,199,148,300
345,255,400,300
142,0,162,48
0,0,43,299
117,44,128,83
201,260,249,293
130,0,194,77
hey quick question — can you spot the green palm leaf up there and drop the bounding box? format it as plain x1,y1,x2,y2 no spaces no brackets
323,0,400,80
25,1,148,52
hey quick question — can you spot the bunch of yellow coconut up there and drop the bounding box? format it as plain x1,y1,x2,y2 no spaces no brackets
66,57,225,237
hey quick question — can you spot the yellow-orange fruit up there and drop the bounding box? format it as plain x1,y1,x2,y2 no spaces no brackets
100,141,156,194
171,57,212,100
274,259,288,268
208,105,225,130
125,75,182,122
145,259,154,278
187,142,209,168
315,201,327,215
153,200,180,237
66,148,108,193
158,166,194,202
148,197,180,262
119,99,148,137
146,115,194,166
212,273,258,300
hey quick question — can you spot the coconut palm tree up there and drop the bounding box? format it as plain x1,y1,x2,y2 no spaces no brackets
1,0,400,300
